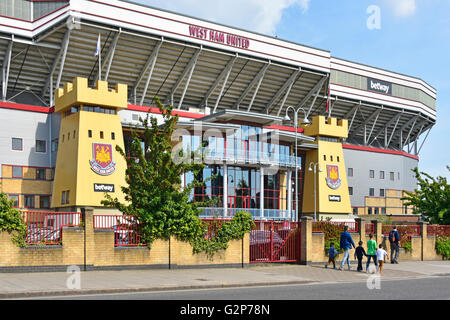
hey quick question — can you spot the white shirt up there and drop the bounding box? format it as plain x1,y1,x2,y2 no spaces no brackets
376,248,388,261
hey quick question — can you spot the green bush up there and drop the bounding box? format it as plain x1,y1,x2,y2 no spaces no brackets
0,192,26,247
436,237,450,260
402,241,412,253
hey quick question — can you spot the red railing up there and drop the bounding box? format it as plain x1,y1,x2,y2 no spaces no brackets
382,225,421,248
250,220,300,263
201,218,233,240
312,221,358,233
427,225,450,238
365,223,375,235
22,211,81,245
94,215,145,247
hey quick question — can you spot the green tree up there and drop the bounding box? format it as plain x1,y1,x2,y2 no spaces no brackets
0,191,26,247
402,166,450,225
102,97,253,255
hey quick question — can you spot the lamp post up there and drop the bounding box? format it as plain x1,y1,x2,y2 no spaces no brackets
284,106,310,222
308,162,322,221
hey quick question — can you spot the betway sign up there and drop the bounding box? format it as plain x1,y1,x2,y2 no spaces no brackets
189,25,250,49
367,78,392,95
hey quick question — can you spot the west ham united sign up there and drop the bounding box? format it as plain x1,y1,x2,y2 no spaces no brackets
326,165,342,190
90,143,116,176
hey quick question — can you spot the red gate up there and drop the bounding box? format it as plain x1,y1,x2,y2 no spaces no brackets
250,220,301,263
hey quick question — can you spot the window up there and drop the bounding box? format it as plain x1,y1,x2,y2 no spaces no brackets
62,134,64,142
390,172,395,181
348,186,353,196
36,168,46,180
369,188,375,196
380,171,385,179
39,196,50,209
374,207,379,215
73,130,76,139
352,208,358,215
12,138,23,151
100,131,104,139
369,170,375,178
51,139,58,152
88,130,92,138
368,207,373,215
348,168,353,177
111,132,115,140
8,195,19,208
67,132,70,141
382,207,386,215
12,166,22,178
398,172,400,180
330,155,333,162
61,190,70,205
323,155,326,161
380,189,385,197
36,140,46,153
337,156,340,162
24,195,35,208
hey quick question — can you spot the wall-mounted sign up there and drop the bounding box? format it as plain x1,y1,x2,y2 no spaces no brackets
90,143,116,176
189,25,250,49
94,183,115,192
329,195,341,202
326,165,342,189
367,78,392,95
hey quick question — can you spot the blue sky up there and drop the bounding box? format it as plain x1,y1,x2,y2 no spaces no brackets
133,0,449,180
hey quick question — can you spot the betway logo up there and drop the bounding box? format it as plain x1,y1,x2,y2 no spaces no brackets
368,78,391,95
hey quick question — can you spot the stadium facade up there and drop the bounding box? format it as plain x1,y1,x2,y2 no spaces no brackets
0,0,437,221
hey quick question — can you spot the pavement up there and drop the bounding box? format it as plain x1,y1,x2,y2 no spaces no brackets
0,260,449,299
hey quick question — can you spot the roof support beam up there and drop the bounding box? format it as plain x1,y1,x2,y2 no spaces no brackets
2,39,13,101
138,41,162,106
133,40,163,90
165,48,201,107
296,75,327,117
365,107,382,145
201,55,237,108
41,29,70,98
417,125,433,155
352,108,382,136
265,68,301,114
177,49,201,109
94,29,121,83
402,115,419,148
347,103,360,133
234,63,269,110
368,111,402,146
386,113,403,148
246,70,265,112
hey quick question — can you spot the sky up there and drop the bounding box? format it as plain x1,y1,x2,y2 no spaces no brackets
132,0,450,180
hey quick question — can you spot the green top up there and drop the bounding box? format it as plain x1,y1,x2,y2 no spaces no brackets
367,239,377,256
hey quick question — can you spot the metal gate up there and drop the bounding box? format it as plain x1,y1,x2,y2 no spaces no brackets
250,220,301,263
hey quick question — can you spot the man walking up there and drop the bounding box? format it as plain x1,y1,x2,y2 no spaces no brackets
339,225,356,271
389,226,400,264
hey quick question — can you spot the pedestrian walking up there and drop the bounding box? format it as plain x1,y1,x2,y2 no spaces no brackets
354,241,367,272
389,226,400,264
376,244,389,275
325,242,338,269
366,233,378,272
338,225,355,271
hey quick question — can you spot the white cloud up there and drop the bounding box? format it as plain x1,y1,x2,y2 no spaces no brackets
131,0,310,35
385,0,416,17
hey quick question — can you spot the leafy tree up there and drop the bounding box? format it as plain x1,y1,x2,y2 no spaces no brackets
402,166,450,225
0,191,26,247
102,97,253,255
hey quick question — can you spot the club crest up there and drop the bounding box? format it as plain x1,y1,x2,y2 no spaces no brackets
90,143,116,175
326,165,341,189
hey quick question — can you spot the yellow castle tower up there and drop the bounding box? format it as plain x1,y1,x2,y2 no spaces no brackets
51,77,127,210
301,115,352,220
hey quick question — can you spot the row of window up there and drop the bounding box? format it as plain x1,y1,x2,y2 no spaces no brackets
8,166,53,180
8,194,51,209
323,154,340,162
11,138,47,153
63,105,116,118
60,130,116,143
347,168,400,181
348,187,389,197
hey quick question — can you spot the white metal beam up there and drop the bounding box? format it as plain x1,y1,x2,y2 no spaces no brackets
2,39,13,101
365,107,382,145
417,125,433,155
94,30,121,83
234,63,269,110
347,103,360,133
368,111,402,146
200,55,237,108
41,29,70,97
352,108,382,136
165,48,201,106
265,68,301,114
133,40,163,89
296,75,327,116
138,41,162,105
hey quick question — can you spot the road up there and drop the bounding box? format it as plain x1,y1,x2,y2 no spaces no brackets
28,276,450,300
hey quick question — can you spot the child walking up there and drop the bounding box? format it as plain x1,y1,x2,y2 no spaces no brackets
376,244,389,275
366,233,378,272
354,241,367,272
325,242,338,269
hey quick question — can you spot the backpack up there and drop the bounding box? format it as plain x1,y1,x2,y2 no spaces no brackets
389,230,397,243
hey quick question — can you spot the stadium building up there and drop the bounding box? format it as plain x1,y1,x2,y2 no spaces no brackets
0,0,437,221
